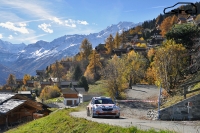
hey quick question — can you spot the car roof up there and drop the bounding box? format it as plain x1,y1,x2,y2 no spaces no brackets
93,96,111,100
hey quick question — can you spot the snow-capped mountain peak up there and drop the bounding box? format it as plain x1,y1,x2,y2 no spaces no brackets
0,21,141,85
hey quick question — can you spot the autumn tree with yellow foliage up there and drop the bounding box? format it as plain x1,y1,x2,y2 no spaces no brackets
105,34,114,55
146,48,157,84
84,50,102,83
114,32,121,48
80,38,92,60
102,55,127,99
23,74,31,85
160,15,177,36
123,51,147,88
152,40,187,95
40,85,61,100
50,61,65,81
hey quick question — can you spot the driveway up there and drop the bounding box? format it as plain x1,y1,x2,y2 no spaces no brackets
70,110,200,133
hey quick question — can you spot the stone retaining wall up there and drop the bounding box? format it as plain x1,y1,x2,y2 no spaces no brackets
159,94,200,120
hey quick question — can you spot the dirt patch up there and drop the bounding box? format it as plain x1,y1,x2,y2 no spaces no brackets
121,85,159,119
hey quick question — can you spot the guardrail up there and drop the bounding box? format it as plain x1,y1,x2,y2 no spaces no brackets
180,80,200,99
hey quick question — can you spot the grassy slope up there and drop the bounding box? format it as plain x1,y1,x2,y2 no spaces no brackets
161,72,200,109
6,108,173,133
88,80,109,96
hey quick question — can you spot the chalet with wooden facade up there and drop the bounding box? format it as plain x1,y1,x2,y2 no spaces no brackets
0,93,51,130
26,80,34,89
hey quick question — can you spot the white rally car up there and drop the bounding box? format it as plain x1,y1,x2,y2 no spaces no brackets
86,96,120,118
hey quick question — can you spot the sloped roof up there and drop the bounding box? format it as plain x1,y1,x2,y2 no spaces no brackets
0,99,25,114
62,88,78,94
27,80,34,83
0,93,15,104
40,81,51,85
74,87,86,93
60,81,71,85
0,93,51,113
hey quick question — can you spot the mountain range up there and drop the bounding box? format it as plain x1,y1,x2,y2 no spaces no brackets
0,21,141,85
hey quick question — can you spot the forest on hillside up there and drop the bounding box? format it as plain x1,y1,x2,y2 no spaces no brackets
1,2,200,100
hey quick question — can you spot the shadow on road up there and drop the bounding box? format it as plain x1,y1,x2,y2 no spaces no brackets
93,117,126,119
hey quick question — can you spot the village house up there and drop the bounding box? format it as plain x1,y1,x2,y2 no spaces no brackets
26,80,34,90
95,43,107,54
16,79,24,87
0,93,51,130
36,70,45,80
62,88,80,106
49,77,58,85
60,81,85,106
40,81,52,89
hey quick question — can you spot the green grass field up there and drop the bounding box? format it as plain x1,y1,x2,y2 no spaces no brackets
88,80,109,96
6,108,174,133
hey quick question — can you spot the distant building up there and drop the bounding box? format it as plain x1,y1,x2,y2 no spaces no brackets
40,81,52,89
36,70,45,80
95,43,107,55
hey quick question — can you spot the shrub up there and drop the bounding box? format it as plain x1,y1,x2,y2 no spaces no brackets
40,85,61,100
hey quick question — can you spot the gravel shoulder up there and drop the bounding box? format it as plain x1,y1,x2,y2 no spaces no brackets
120,85,159,119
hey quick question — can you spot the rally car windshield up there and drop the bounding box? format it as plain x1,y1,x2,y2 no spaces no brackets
94,99,114,104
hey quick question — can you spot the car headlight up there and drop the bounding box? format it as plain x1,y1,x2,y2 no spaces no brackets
113,105,120,110
93,105,101,111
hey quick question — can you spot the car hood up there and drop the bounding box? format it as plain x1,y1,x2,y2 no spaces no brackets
95,104,115,107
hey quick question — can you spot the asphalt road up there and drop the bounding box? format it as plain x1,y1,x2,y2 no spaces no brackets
70,110,200,133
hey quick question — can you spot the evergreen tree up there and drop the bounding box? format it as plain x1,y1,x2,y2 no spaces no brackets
73,65,82,81
156,14,164,25
6,74,16,86
166,23,200,49
78,76,89,92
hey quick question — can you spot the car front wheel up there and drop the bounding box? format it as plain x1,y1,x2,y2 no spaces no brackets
90,109,95,118
87,108,90,116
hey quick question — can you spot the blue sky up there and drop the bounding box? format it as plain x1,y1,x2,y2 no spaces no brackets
0,0,198,44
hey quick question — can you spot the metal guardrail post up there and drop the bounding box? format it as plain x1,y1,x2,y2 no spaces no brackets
184,87,187,99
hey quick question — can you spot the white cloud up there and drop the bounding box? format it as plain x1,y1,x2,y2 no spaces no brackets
8,35,13,39
0,34,3,39
64,19,89,28
65,19,76,28
18,22,27,27
0,22,29,34
77,20,89,25
38,23,53,33
50,17,63,25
